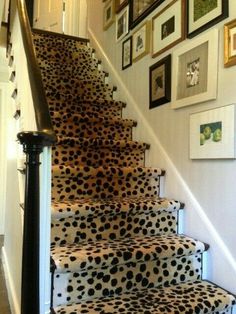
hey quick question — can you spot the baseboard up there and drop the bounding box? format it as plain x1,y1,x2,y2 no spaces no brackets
88,27,236,294
1,246,20,314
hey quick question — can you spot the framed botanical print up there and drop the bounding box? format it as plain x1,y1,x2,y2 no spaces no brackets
152,0,186,58
103,0,115,30
149,54,171,108
116,5,129,41
122,36,132,70
132,21,151,62
129,0,165,29
187,0,228,38
172,29,218,109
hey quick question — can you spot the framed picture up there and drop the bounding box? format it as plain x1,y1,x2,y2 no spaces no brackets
116,5,129,41
103,0,115,30
152,0,185,58
224,19,236,68
171,29,218,109
129,0,165,29
190,104,236,159
149,54,171,109
115,0,128,13
132,21,151,62
122,36,132,70
187,0,228,38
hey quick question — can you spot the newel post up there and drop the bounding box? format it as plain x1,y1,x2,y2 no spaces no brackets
17,131,54,314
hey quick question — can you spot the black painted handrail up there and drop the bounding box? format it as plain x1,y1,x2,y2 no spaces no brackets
14,0,56,141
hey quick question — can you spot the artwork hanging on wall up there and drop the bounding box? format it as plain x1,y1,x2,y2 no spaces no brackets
187,0,228,38
132,21,151,62
171,29,218,109
116,5,129,41
149,54,171,108
122,36,132,70
224,19,236,68
129,0,165,29
152,0,186,58
190,104,235,159
103,0,115,30
115,0,129,13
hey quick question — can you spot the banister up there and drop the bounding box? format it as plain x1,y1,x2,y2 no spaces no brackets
13,0,56,142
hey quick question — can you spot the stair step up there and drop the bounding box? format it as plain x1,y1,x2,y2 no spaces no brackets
51,197,181,245
51,197,184,219
52,137,149,167
53,280,236,314
52,234,206,273
52,113,136,140
45,79,114,100
51,234,206,304
52,165,164,201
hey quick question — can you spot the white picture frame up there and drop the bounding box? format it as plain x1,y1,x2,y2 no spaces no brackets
190,104,236,159
116,5,129,42
172,29,219,109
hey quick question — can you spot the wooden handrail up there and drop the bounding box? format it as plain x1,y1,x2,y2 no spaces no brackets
14,0,56,142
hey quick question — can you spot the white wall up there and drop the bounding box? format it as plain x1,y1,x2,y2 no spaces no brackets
87,0,236,296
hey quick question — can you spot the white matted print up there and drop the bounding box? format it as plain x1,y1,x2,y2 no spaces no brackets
190,104,236,159
133,21,151,62
172,28,218,109
116,5,129,41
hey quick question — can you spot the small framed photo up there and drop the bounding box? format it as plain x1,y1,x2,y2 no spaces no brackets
116,5,129,41
122,36,132,70
152,0,186,58
224,19,236,68
149,55,171,109
187,0,228,38
190,104,236,159
172,29,218,109
132,21,151,62
115,0,128,14
103,0,115,30
129,0,165,29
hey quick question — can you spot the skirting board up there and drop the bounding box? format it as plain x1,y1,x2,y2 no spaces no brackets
1,246,20,314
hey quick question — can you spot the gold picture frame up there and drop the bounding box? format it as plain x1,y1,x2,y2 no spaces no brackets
132,21,151,63
224,19,236,68
103,0,115,30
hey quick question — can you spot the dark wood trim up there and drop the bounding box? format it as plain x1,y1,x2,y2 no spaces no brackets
32,28,90,43
12,0,56,142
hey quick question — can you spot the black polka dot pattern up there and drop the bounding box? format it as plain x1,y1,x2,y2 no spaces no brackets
32,31,236,313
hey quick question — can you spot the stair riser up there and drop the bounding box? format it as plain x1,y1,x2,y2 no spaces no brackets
48,101,122,119
53,120,133,140
51,211,178,246
52,253,202,306
52,176,160,201
52,146,144,167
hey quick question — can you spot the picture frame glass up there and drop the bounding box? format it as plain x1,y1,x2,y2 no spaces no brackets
177,41,208,100
152,0,184,58
116,6,129,41
190,105,235,159
151,64,166,101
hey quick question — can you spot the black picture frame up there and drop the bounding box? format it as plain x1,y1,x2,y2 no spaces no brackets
187,0,229,38
122,36,132,70
129,0,165,29
149,54,171,109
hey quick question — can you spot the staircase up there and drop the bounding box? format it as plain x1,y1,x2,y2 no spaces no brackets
32,30,235,314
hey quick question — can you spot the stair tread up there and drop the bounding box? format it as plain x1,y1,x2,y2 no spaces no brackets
53,280,236,314
52,165,165,178
52,112,136,127
51,233,207,273
56,136,149,150
51,197,183,219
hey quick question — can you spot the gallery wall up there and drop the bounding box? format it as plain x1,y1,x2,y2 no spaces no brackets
87,0,236,297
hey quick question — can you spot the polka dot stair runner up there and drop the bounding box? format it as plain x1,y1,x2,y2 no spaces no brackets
32,31,235,314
